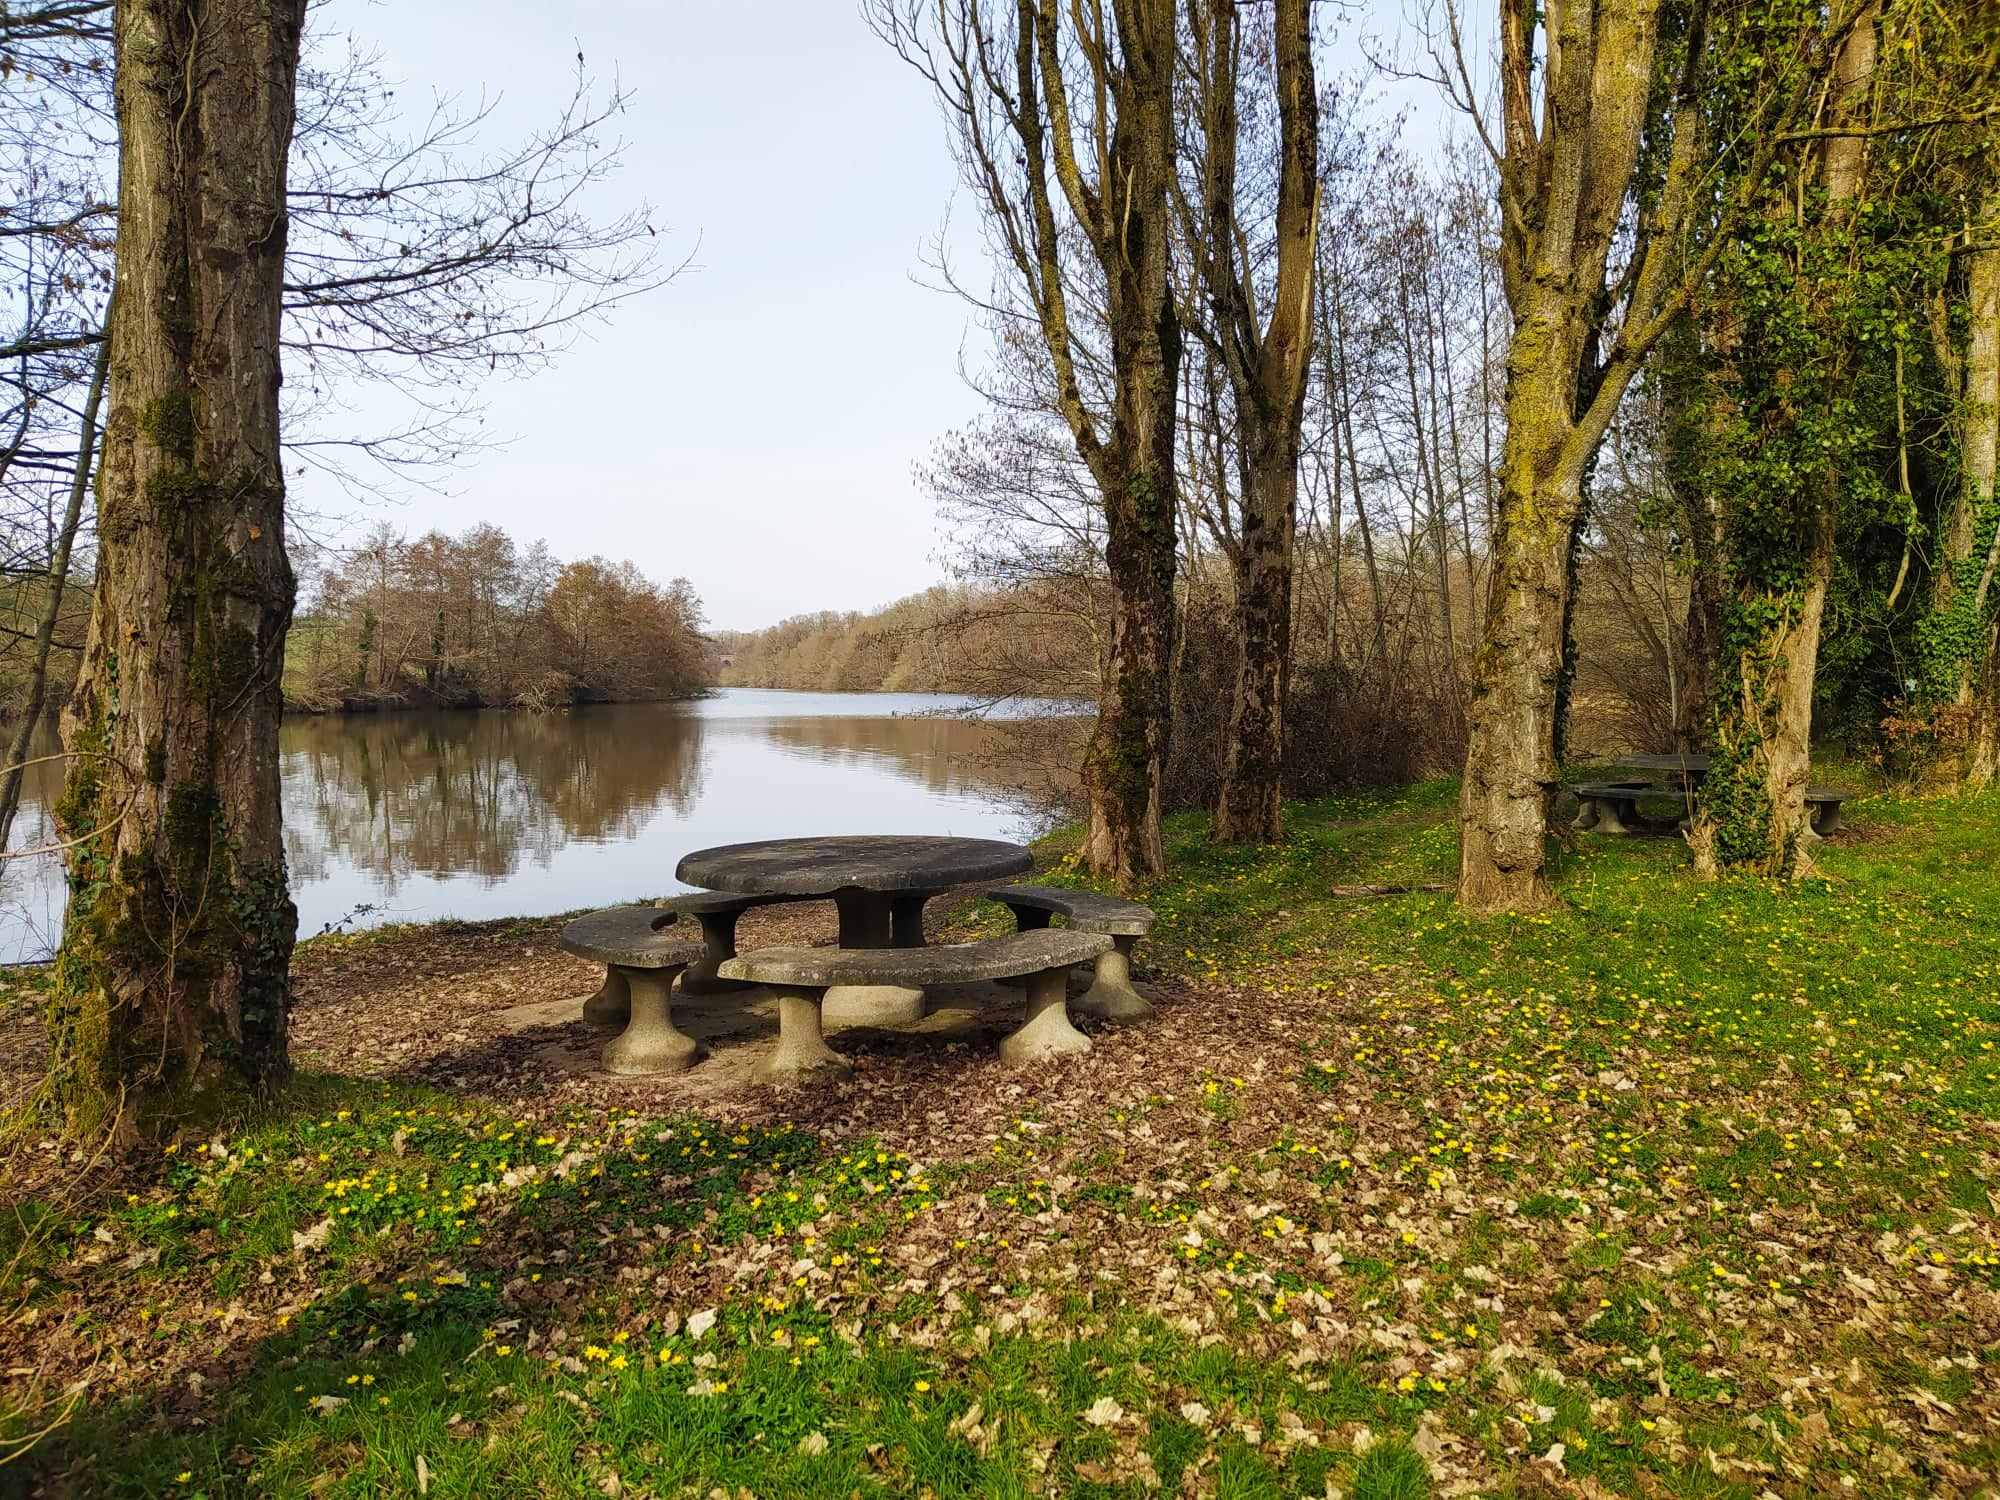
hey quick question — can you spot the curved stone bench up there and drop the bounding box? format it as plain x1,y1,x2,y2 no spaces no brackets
719,929,1112,1082
656,889,818,995
984,884,1156,1022
560,907,707,1075
1566,780,1660,836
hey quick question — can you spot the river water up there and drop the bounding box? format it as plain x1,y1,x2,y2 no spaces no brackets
0,689,1061,964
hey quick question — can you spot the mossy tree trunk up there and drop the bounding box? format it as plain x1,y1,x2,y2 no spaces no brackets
1458,327,1602,913
1068,1,1182,885
1214,435,1302,844
49,0,306,1138
1973,621,2000,787
1188,0,1319,846
1456,0,1696,913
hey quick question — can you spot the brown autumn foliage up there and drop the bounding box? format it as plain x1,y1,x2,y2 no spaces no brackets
285,523,710,713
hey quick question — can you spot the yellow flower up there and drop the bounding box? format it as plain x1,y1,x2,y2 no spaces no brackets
914,1380,932,1392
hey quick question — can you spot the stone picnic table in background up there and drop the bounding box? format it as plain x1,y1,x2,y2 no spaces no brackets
1615,753,1711,784
1574,755,1856,837
674,834,1034,1024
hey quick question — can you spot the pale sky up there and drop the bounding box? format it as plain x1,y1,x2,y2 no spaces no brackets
304,0,1446,633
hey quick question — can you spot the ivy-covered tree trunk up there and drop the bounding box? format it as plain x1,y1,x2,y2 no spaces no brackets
1701,509,1839,875
50,0,305,1137
1972,621,2000,788
1920,175,1999,790
1214,442,1298,843
1697,2,1879,877
1086,419,1179,884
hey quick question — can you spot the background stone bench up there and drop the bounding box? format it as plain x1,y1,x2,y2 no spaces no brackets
1566,780,1660,836
1804,786,1858,836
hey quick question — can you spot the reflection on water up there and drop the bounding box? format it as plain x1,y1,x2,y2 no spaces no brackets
281,706,710,887
0,689,1054,963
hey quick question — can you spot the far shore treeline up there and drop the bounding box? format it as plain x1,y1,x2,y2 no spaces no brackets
0,521,713,718
283,524,711,713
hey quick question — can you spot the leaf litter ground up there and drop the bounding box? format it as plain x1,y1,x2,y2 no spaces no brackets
0,778,1996,1497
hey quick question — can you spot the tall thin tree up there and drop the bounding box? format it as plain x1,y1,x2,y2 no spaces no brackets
1184,0,1320,844
872,0,1182,884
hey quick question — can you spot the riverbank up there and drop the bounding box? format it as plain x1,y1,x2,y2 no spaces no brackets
277,685,718,716
3,781,1997,1495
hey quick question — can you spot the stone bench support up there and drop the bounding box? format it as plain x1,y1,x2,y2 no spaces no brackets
1074,934,1150,1022
720,928,1111,1083
761,986,854,1082
1806,789,1854,837
656,890,816,997
984,884,1157,1023
999,967,1092,1063
602,962,700,1075
580,966,631,1025
1568,782,1657,836
560,907,707,1076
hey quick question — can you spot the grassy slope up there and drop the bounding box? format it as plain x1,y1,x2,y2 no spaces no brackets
3,781,1997,1498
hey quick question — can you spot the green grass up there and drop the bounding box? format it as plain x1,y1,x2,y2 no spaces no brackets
4,775,1998,1496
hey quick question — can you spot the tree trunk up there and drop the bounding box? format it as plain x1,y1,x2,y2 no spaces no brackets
1674,479,1724,752
1699,2,1878,872
1712,505,1836,874
1208,0,1317,845
1922,174,1999,789
1454,0,1678,913
1457,330,1584,913
1214,440,1297,841
1086,450,1177,881
0,333,108,851
49,0,306,1138
1072,0,1181,886
1971,617,2000,788
1756,5,1875,852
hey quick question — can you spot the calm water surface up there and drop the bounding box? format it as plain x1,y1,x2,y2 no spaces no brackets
0,690,1058,963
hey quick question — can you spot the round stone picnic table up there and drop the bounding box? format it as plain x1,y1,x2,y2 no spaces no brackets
674,835,1034,1024
1615,753,1711,782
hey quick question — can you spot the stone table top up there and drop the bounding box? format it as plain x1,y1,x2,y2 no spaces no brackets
1615,754,1711,777
676,835,1033,897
